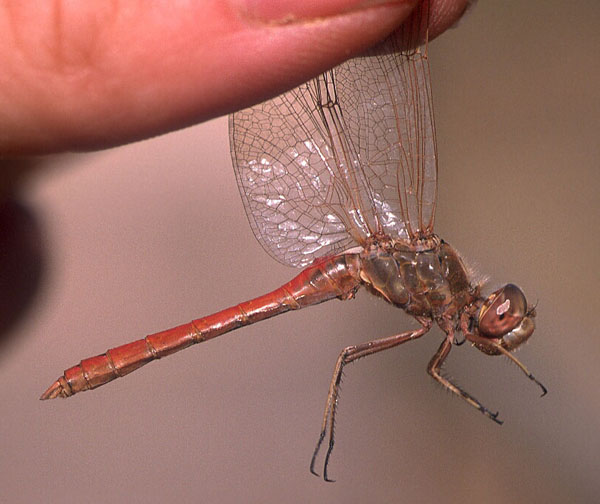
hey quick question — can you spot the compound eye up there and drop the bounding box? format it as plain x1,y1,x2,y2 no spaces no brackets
478,284,527,338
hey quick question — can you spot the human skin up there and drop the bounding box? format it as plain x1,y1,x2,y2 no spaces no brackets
0,0,469,157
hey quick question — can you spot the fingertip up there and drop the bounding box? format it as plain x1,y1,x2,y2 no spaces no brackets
427,0,473,41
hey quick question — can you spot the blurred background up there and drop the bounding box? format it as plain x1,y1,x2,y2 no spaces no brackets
1,1,598,503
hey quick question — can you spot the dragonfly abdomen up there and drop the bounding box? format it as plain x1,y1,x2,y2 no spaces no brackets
40,253,362,400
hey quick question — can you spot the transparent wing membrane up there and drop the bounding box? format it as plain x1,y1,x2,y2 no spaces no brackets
230,2,437,267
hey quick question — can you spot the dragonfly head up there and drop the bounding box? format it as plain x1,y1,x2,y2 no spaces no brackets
474,284,536,354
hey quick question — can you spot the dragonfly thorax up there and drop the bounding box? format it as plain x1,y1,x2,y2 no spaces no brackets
358,236,476,322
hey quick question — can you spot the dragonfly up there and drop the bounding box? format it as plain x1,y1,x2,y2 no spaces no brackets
41,1,546,481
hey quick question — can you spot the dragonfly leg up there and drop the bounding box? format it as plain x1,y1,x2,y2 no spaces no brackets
463,333,547,397
427,336,503,425
310,319,432,482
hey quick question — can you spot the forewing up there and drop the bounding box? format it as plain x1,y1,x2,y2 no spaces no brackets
335,30,438,241
230,1,438,267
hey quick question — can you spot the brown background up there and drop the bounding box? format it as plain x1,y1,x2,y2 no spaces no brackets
1,1,599,503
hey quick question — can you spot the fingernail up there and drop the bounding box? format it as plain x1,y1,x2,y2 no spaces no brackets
233,0,413,24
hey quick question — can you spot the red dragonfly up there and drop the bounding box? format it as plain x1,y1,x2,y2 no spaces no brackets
42,1,545,481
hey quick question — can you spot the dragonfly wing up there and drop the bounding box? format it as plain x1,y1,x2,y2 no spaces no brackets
336,40,437,241
230,1,438,267
336,4,438,240
229,84,359,268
